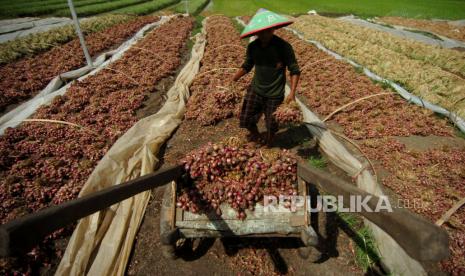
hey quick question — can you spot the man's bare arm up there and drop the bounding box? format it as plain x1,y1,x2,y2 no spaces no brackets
232,68,248,82
287,74,300,102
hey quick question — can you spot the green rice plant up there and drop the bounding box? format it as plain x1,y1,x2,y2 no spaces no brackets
112,0,180,15
0,0,67,9
0,0,107,10
191,14,205,36
355,226,381,271
353,66,364,75
53,0,151,17
338,212,381,272
204,0,465,20
186,15,205,51
0,0,109,17
173,0,209,15
0,14,133,64
370,78,393,91
455,129,465,140
308,155,327,168
232,16,245,33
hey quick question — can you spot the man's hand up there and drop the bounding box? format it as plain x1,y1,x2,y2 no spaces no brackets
286,91,296,103
232,68,247,83
287,74,300,103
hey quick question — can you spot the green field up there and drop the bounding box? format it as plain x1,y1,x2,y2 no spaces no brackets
0,0,205,18
0,0,173,18
204,0,465,19
172,0,209,15
0,0,109,17
0,0,463,19
112,0,180,15
53,0,151,17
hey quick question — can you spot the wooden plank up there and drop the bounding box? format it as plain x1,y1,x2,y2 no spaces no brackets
176,218,302,235
170,181,176,229
300,177,309,226
181,203,305,221
179,229,301,239
0,165,182,257
297,162,449,262
289,215,306,226
176,207,183,222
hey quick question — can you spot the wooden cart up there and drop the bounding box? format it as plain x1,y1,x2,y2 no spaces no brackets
159,176,319,259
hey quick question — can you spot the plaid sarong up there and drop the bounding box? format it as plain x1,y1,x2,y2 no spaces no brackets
240,87,284,133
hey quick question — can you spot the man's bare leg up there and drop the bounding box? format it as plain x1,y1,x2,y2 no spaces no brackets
265,131,275,147
246,124,260,142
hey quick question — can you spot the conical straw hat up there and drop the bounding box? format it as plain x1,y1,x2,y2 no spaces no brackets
240,8,293,39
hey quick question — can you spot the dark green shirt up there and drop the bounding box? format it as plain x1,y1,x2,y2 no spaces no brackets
241,35,300,98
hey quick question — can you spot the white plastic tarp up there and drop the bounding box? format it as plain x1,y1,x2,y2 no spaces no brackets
55,20,207,276
0,17,85,44
339,15,465,49
0,17,38,27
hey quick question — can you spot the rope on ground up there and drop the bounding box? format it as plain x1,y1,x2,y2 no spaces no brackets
323,92,394,122
206,14,229,20
300,58,332,71
102,67,139,85
209,44,244,52
194,67,238,80
210,23,235,31
436,197,465,226
130,46,165,61
21,118,99,136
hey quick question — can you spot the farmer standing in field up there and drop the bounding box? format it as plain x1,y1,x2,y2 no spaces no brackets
232,9,301,146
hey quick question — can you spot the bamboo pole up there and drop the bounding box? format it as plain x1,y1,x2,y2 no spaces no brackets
436,197,465,226
67,0,93,68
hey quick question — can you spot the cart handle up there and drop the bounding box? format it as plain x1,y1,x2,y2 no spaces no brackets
0,165,182,257
298,162,449,262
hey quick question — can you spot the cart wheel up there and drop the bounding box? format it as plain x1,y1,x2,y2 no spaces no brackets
298,246,322,262
299,226,321,262
160,183,179,259
301,226,318,247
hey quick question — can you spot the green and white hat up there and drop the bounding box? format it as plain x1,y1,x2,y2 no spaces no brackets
240,8,293,39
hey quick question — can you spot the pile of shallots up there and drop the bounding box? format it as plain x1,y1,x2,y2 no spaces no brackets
273,101,303,125
177,142,298,220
